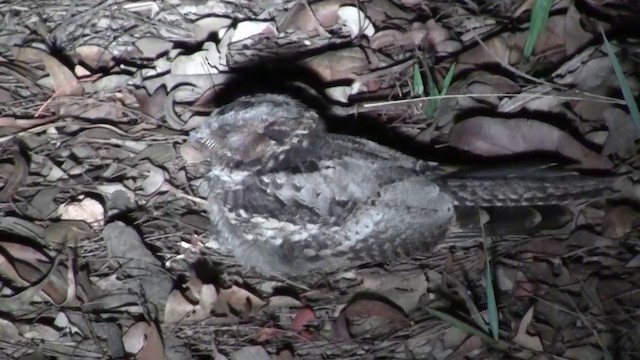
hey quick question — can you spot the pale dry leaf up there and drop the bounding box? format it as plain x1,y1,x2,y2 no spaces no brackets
164,290,198,324
324,85,351,103
45,221,92,248
132,86,167,119
58,196,105,228
279,2,328,34
513,305,543,351
365,0,412,21
134,144,177,165
122,321,165,360
337,6,375,38
22,323,61,341
83,74,132,93
272,349,295,360
191,279,218,311
333,297,410,340
215,285,265,317
564,2,593,54
573,98,609,122
449,116,613,170
602,206,640,239
14,47,84,96
0,317,21,341
311,0,347,28
0,88,12,102
434,39,463,55
495,264,525,292
0,217,46,241
602,107,640,158
304,48,369,82
255,327,282,342
230,346,270,360
498,86,565,113
457,33,513,65
0,116,53,129
137,162,166,196
172,48,220,75
369,29,405,50
53,312,82,336
73,45,115,69
357,268,427,313
446,335,483,359
290,306,315,331
75,64,91,77
265,295,303,309
626,254,640,267
134,37,173,58
191,17,233,41
96,183,136,212
424,19,450,46
564,344,604,360
343,298,410,325
0,151,28,202
179,143,207,164
59,100,124,120
230,21,277,43
556,56,614,90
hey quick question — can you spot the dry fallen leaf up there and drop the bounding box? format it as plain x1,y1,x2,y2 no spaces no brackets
333,296,411,340
602,206,640,239
122,321,165,360
602,107,640,158
164,279,218,324
304,48,370,82
228,21,277,43
450,116,613,170
290,306,315,332
73,45,115,69
337,6,375,38
512,305,543,351
58,196,105,228
215,285,265,317
14,46,84,96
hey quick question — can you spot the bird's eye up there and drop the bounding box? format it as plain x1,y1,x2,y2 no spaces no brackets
263,121,290,143
216,124,233,136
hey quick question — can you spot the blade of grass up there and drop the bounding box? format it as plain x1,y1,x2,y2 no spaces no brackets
484,251,499,340
481,214,499,341
412,63,424,96
423,63,456,118
601,28,640,129
523,0,552,59
436,62,456,108
425,307,497,345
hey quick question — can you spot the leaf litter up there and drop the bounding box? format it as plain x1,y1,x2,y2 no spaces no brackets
0,0,639,359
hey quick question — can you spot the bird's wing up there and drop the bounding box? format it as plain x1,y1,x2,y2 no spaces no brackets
211,136,456,271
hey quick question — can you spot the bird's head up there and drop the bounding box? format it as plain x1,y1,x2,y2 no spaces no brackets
189,94,324,171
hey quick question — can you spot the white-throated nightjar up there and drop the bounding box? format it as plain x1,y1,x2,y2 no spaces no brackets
189,93,617,275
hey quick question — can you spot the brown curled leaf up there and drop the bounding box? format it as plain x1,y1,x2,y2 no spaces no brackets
0,151,28,202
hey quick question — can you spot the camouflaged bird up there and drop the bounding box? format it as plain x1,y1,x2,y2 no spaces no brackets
189,93,615,275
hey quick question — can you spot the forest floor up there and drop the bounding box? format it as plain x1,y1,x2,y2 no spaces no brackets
0,0,639,359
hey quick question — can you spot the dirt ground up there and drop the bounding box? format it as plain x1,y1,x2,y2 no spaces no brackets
0,0,640,359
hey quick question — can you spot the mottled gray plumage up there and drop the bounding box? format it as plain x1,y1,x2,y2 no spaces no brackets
190,94,614,275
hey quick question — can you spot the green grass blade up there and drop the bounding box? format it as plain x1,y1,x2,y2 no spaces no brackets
423,63,456,118
601,28,640,129
481,220,499,341
412,63,424,96
523,0,553,59
485,258,499,340
425,307,497,345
